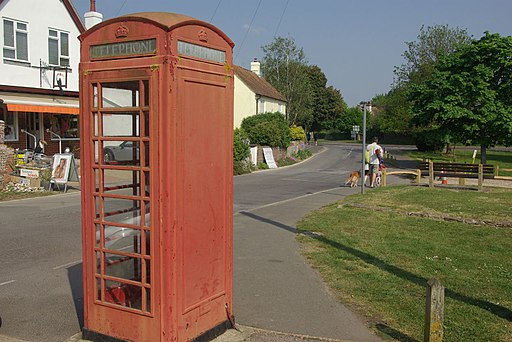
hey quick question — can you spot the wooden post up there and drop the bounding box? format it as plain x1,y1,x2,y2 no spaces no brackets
495,165,499,177
478,164,483,191
428,160,434,188
416,169,421,184
458,177,465,186
424,278,444,342
382,170,387,187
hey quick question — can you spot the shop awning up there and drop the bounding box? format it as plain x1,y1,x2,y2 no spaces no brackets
0,92,79,114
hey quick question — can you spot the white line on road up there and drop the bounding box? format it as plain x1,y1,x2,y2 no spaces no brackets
237,186,345,214
0,280,16,286
53,259,82,270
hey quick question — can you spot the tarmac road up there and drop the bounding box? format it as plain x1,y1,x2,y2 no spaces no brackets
0,143,384,342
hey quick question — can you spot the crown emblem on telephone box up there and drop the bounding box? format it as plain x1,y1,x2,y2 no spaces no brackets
115,24,129,38
198,29,208,42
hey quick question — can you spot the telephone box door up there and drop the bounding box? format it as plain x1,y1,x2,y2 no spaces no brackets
82,66,161,342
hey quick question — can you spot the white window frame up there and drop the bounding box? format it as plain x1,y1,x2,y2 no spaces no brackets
258,99,266,114
1,112,19,141
3,18,29,62
48,28,69,67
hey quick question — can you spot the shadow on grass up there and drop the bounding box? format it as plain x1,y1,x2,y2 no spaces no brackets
375,323,418,342
240,211,512,323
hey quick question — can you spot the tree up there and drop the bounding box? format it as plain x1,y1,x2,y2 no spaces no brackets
410,32,512,162
306,65,347,131
334,107,363,138
394,24,472,87
261,36,313,126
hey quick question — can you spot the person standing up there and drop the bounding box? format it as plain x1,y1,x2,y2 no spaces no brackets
367,137,383,188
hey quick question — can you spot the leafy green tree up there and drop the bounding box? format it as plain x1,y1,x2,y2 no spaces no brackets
394,24,472,87
241,111,291,148
261,36,313,126
334,107,363,138
305,65,347,131
410,32,512,162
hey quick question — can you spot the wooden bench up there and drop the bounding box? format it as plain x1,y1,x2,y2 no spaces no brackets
381,169,422,187
418,161,494,191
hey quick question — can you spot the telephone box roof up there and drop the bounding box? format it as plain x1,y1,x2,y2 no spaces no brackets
80,12,234,47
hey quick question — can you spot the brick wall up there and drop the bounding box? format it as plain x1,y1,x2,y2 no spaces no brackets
0,120,15,184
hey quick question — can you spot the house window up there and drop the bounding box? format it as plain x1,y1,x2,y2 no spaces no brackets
3,18,28,61
50,114,79,139
48,29,69,67
258,99,265,114
1,111,18,141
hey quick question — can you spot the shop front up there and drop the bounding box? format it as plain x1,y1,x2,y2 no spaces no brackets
0,89,79,155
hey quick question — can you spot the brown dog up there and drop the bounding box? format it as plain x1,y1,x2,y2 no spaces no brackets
345,171,361,187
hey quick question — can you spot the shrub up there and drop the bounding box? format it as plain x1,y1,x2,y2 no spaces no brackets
290,125,306,141
241,112,291,148
294,149,312,160
257,161,269,170
233,128,252,175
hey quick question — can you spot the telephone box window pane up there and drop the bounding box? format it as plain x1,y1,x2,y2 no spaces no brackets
102,112,140,137
103,141,140,166
96,251,101,274
94,196,100,219
144,231,150,257
146,288,151,312
103,169,140,196
94,141,99,164
105,280,142,310
143,142,150,167
96,278,102,300
93,112,99,136
103,226,142,255
145,259,151,284
143,111,149,137
144,201,150,227
142,80,149,107
94,168,99,192
104,254,141,281
143,171,150,197
102,197,142,225
101,81,139,108
93,85,98,108
95,224,101,247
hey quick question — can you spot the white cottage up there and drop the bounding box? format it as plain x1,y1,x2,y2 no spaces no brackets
0,0,84,154
233,59,286,128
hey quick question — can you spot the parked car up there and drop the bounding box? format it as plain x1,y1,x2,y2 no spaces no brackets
103,141,139,163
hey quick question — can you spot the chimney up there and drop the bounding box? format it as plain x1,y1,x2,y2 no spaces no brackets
250,58,261,77
85,0,103,30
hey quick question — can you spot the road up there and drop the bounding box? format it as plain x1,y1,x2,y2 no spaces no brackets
0,143,378,342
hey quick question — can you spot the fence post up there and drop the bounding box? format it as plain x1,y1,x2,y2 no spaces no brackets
428,160,434,188
478,164,483,191
416,169,421,184
382,170,387,187
495,165,499,177
424,277,444,342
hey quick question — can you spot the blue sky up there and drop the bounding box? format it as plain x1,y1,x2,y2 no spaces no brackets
71,0,512,106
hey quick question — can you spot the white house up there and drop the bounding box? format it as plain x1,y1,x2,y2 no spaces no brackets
233,59,287,128
0,0,84,154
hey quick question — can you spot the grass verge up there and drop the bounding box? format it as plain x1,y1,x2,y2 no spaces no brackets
0,190,56,202
297,186,512,341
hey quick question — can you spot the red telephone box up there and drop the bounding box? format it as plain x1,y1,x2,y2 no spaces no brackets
79,13,234,342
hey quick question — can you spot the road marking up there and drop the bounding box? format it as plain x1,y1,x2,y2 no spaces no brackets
0,280,16,286
237,186,345,214
53,259,82,270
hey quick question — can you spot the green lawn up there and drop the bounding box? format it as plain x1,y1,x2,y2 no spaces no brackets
297,186,512,341
0,190,55,202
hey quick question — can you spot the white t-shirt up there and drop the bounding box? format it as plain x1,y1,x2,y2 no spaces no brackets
367,142,383,165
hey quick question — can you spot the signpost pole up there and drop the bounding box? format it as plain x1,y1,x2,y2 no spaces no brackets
361,104,367,194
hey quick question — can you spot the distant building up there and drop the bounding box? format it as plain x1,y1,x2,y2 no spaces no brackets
233,59,287,128
0,0,84,154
